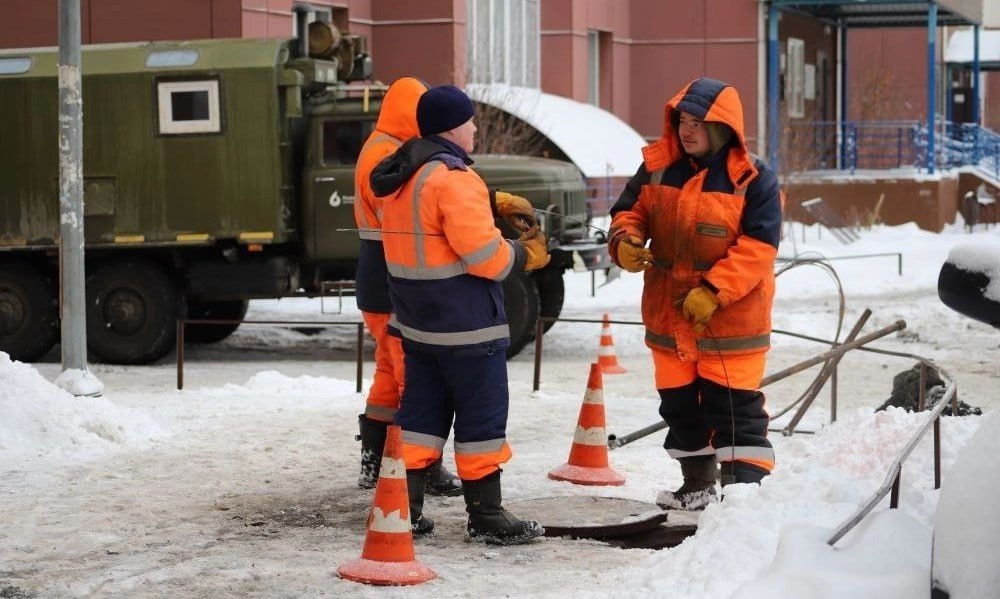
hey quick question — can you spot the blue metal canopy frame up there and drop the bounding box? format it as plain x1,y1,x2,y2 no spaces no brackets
767,1,982,174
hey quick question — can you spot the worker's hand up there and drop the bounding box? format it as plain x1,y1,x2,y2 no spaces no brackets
615,235,653,272
495,191,538,234
519,226,551,271
682,286,720,333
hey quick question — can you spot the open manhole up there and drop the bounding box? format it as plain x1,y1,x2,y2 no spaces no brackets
505,496,699,549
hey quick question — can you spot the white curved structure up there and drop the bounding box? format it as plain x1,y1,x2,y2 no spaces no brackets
466,83,647,178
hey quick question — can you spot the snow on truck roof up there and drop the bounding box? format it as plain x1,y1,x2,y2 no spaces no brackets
466,83,646,178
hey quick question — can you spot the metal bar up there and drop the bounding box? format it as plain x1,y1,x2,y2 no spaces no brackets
609,320,906,450
889,469,901,509
764,321,906,386
177,318,185,390
782,309,871,435
973,25,981,125
917,362,927,411
58,0,88,372
926,3,937,173
831,363,838,422
175,318,364,391
355,323,363,394
608,420,670,449
532,317,545,392
828,363,955,546
933,416,941,490
768,2,780,169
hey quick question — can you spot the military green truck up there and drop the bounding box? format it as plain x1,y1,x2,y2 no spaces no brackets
0,34,608,364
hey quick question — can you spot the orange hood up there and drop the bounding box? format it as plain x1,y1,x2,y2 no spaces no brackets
641,77,756,186
375,76,427,141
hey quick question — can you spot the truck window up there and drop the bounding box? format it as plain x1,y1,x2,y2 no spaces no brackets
322,120,373,165
156,79,222,135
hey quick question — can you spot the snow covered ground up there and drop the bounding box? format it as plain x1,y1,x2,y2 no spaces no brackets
1,220,998,598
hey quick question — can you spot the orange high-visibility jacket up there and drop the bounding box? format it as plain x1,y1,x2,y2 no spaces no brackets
609,78,783,361
372,138,525,347
354,77,426,313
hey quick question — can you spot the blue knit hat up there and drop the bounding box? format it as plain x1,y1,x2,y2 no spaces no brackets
416,85,475,137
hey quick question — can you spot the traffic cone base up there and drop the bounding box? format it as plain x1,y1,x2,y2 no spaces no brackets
597,313,627,374
338,425,436,586
548,463,625,486
337,558,437,586
548,363,626,486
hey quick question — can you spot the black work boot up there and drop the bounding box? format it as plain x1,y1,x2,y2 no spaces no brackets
719,460,769,487
655,455,718,510
356,414,388,489
463,470,544,545
425,457,462,496
406,467,435,535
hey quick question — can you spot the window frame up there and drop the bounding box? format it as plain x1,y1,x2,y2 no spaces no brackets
155,78,223,136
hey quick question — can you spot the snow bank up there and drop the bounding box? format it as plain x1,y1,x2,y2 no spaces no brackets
0,352,161,469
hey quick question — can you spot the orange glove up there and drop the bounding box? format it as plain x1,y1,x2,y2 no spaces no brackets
494,191,538,233
615,235,653,272
682,286,720,333
519,226,551,271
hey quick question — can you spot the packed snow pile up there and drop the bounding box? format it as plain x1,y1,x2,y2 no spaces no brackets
0,352,161,469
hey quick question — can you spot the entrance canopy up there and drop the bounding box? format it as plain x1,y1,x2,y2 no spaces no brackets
767,0,983,173
770,0,980,27
466,84,646,178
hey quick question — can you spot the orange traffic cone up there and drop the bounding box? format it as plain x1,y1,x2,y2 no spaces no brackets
338,425,436,586
597,313,627,374
548,363,625,486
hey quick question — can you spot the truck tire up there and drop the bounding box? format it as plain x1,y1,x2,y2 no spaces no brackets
533,268,565,333
185,300,249,343
503,270,540,359
0,262,59,362
86,261,178,364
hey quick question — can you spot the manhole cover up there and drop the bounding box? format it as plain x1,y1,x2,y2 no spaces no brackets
505,496,666,538
506,496,701,549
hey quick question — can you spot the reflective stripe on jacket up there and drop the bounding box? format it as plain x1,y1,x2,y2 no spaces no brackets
354,77,426,313
374,138,523,348
609,77,783,360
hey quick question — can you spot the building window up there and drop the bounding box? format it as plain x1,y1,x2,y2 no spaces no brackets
786,37,805,119
467,0,539,87
587,30,600,105
157,80,221,135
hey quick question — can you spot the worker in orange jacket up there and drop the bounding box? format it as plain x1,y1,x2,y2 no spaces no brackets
353,76,460,496
371,85,549,545
608,77,783,509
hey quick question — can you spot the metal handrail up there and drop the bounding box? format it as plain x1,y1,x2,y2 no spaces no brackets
784,120,1000,179
175,318,365,392
827,360,956,546
527,312,960,549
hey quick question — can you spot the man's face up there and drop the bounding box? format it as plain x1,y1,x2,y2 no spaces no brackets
677,110,710,158
443,118,477,153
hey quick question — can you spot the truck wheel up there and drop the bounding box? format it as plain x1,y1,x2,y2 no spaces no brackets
533,268,565,333
0,262,59,362
503,270,540,359
185,300,249,343
86,261,178,364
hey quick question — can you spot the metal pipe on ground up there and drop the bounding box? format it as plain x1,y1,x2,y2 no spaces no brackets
607,319,907,449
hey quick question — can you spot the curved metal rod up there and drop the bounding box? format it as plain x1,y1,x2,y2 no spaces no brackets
827,360,956,546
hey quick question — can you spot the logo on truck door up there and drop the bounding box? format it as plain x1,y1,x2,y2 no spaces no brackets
327,190,355,207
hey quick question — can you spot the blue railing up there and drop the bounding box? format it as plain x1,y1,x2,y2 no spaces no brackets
784,120,1000,180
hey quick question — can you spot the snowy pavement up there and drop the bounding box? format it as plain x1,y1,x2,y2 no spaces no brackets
2,222,999,598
